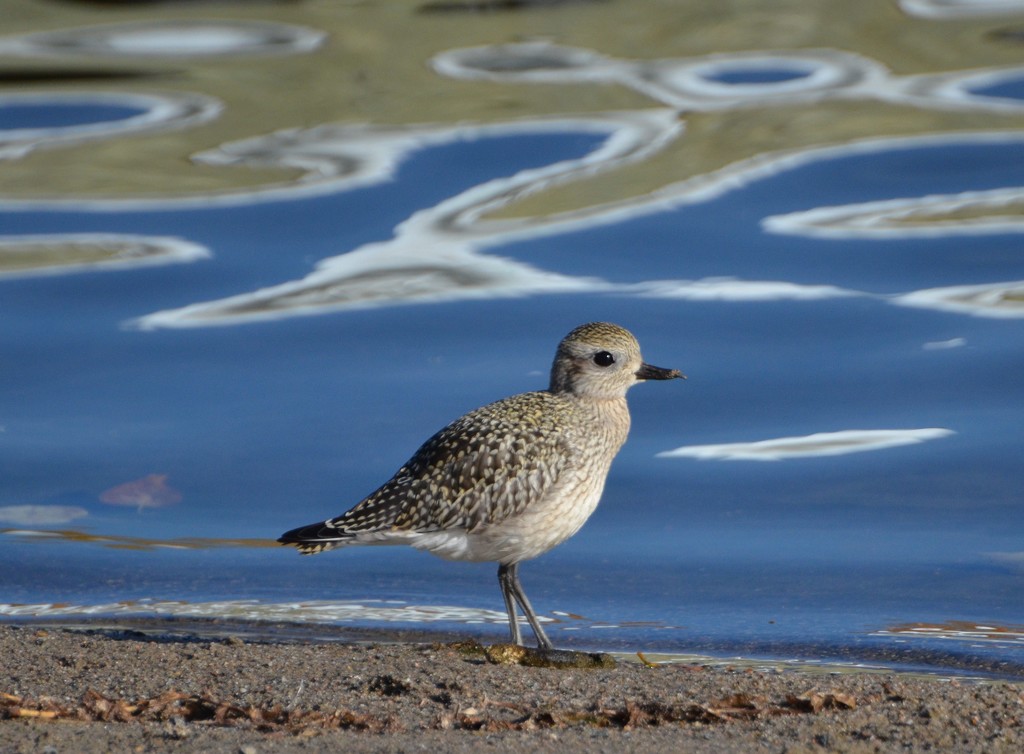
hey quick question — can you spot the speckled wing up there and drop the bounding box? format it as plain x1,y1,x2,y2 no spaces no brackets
279,392,576,551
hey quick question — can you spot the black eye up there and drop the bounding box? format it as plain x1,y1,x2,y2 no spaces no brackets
592,351,615,367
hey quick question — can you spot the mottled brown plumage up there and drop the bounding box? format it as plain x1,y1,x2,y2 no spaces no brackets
279,322,682,648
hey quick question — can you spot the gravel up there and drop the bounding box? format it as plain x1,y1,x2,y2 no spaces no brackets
1,623,1022,753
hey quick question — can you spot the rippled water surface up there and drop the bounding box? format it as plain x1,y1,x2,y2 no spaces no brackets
1,1,1023,676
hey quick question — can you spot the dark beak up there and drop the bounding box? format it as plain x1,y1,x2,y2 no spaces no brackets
636,363,685,381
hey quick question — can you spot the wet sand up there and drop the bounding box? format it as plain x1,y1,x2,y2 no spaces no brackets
2,624,1022,753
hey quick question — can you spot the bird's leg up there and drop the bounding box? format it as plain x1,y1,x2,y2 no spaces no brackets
498,562,553,650
497,563,523,646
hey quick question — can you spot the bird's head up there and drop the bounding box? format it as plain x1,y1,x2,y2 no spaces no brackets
549,322,683,400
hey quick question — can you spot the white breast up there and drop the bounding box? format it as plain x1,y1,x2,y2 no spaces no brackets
404,466,608,565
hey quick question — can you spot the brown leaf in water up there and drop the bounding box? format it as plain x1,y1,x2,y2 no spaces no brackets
99,474,182,509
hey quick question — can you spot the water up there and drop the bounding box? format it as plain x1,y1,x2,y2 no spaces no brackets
0,103,149,130
1,7,1023,678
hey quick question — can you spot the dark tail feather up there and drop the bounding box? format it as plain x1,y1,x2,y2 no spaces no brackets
278,521,352,555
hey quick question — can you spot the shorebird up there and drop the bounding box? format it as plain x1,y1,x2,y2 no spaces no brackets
278,322,683,649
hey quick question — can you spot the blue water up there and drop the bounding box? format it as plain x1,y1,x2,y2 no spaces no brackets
970,76,1024,102
702,67,812,85
0,103,148,130
1,107,1023,675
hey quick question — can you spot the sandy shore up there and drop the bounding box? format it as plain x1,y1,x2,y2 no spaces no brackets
1,623,1022,753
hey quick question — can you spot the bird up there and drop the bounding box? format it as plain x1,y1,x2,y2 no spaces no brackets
278,322,683,649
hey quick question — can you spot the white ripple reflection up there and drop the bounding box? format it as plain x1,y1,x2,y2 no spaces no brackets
658,428,955,461
434,42,1024,115
0,505,88,526
0,19,324,60
764,188,1024,239
892,280,1024,319
893,281,1024,318
0,234,210,278
630,278,863,301
2,40,1023,322
899,0,1024,19
131,111,678,328
0,599,549,626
